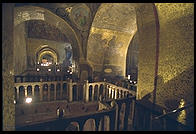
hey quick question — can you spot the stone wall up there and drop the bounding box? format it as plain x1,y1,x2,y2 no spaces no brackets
155,3,194,109
135,4,157,100
14,22,27,75
2,3,15,131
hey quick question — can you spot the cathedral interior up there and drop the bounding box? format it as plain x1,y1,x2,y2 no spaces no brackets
2,3,194,131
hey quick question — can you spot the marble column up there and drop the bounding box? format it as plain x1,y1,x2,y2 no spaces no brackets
68,79,73,102
2,3,15,131
85,80,89,102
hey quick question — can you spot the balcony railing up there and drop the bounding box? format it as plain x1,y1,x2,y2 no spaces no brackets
14,80,136,104
16,96,136,131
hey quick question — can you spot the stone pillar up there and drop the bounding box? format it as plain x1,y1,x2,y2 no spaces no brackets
68,79,73,102
105,85,108,100
97,85,100,101
24,86,28,97
54,83,57,101
114,89,117,99
2,3,15,131
85,80,89,102
32,85,35,97
16,87,19,101
40,85,43,101
92,85,94,101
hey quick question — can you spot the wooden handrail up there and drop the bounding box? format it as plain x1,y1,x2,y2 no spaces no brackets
153,103,194,120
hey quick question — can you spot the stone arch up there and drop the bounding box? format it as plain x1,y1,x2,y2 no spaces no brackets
14,6,83,72
27,85,32,97
50,84,55,101
34,85,40,102
36,46,59,64
65,121,79,131
87,3,158,100
19,86,25,103
83,118,96,131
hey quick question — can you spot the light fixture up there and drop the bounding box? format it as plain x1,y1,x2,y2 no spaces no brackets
57,69,60,72
37,68,40,71
48,68,51,72
128,75,131,80
25,97,32,104
134,81,137,84
14,100,16,104
70,72,72,74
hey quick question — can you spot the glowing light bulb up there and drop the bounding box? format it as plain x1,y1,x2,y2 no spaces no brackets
25,97,32,103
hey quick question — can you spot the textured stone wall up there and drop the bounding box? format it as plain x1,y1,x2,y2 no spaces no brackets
14,22,27,75
155,3,194,109
27,20,68,43
2,3,15,131
135,4,157,100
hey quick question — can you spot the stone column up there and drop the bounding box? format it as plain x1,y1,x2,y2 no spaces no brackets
2,3,15,131
24,86,28,97
114,89,117,99
32,85,35,97
92,85,94,101
85,80,89,102
40,84,43,101
16,87,19,101
68,79,73,102
97,85,100,101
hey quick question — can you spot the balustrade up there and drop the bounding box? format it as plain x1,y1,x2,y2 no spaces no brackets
14,80,136,107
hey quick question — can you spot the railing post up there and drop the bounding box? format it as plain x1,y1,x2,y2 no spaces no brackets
16,87,19,101
92,85,94,101
32,85,35,97
97,85,100,101
68,79,73,102
85,80,89,102
24,86,27,98
40,84,43,101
